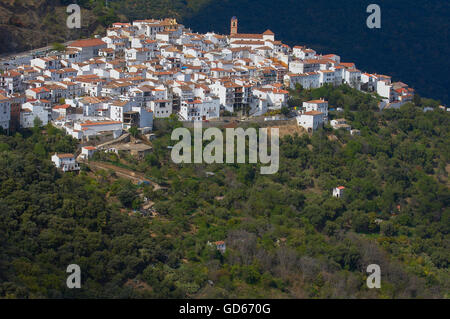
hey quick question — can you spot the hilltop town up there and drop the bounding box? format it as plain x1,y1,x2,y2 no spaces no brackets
0,16,449,301
0,17,417,143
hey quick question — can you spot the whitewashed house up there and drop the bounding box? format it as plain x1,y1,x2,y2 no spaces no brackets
303,99,329,118
333,186,345,198
0,94,11,131
296,111,324,132
51,153,80,172
81,146,97,159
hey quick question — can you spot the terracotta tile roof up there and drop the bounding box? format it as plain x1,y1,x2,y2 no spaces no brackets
303,111,323,115
70,38,106,48
55,153,75,159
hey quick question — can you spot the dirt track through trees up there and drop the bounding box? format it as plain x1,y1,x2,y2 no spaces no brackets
87,161,164,190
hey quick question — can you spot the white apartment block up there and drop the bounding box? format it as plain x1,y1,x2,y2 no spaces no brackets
303,100,329,118
0,94,11,130
149,100,172,118
179,97,220,121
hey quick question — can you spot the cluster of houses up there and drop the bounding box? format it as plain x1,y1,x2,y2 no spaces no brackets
0,16,421,138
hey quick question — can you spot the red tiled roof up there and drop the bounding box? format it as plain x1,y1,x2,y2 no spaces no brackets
70,38,106,48
303,111,323,115
55,153,75,159
53,104,71,109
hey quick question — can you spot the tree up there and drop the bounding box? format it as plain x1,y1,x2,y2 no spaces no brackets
51,42,66,52
380,221,396,236
32,117,43,135
117,187,137,208
413,93,422,106
128,126,139,138
280,106,290,116
33,143,46,157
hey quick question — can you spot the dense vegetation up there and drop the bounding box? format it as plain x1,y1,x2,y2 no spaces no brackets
0,85,448,298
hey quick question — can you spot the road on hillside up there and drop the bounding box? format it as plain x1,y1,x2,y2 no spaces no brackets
0,40,75,60
86,160,165,191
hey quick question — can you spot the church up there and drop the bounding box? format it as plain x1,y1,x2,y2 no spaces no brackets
229,16,276,44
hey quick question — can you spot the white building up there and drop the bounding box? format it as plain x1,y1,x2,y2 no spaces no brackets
81,146,97,159
296,111,324,132
333,186,345,198
330,118,351,131
149,100,172,118
179,97,220,121
0,94,11,131
253,87,289,110
292,46,316,59
20,103,49,128
284,72,320,89
303,99,329,118
68,39,107,60
74,120,123,138
0,70,23,94
344,69,361,89
51,153,80,172
109,100,134,122
377,80,395,102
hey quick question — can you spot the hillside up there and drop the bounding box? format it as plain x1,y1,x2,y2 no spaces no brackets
0,0,208,54
0,85,448,298
0,0,103,53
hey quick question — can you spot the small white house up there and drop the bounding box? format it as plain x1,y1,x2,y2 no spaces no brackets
303,99,328,118
296,111,324,132
214,241,226,253
208,240,226,253
330,118,351,131
51,153,80,172
81,146,97,159
333,186,345,198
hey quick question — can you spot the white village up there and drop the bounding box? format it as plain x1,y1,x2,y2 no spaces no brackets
0,17,419,172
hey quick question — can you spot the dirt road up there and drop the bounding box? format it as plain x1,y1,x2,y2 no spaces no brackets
86,161,164,191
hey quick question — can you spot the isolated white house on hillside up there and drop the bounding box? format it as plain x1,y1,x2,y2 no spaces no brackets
333,186,345,198
51,153,80,172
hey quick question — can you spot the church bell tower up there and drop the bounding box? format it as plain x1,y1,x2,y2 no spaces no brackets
230,16,238,35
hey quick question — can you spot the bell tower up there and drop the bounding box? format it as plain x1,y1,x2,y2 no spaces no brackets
230,16,238,35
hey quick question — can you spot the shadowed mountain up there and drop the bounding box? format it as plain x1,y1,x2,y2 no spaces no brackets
184,0,450,104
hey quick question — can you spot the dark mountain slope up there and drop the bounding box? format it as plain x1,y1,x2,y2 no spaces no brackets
184,0,450,103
